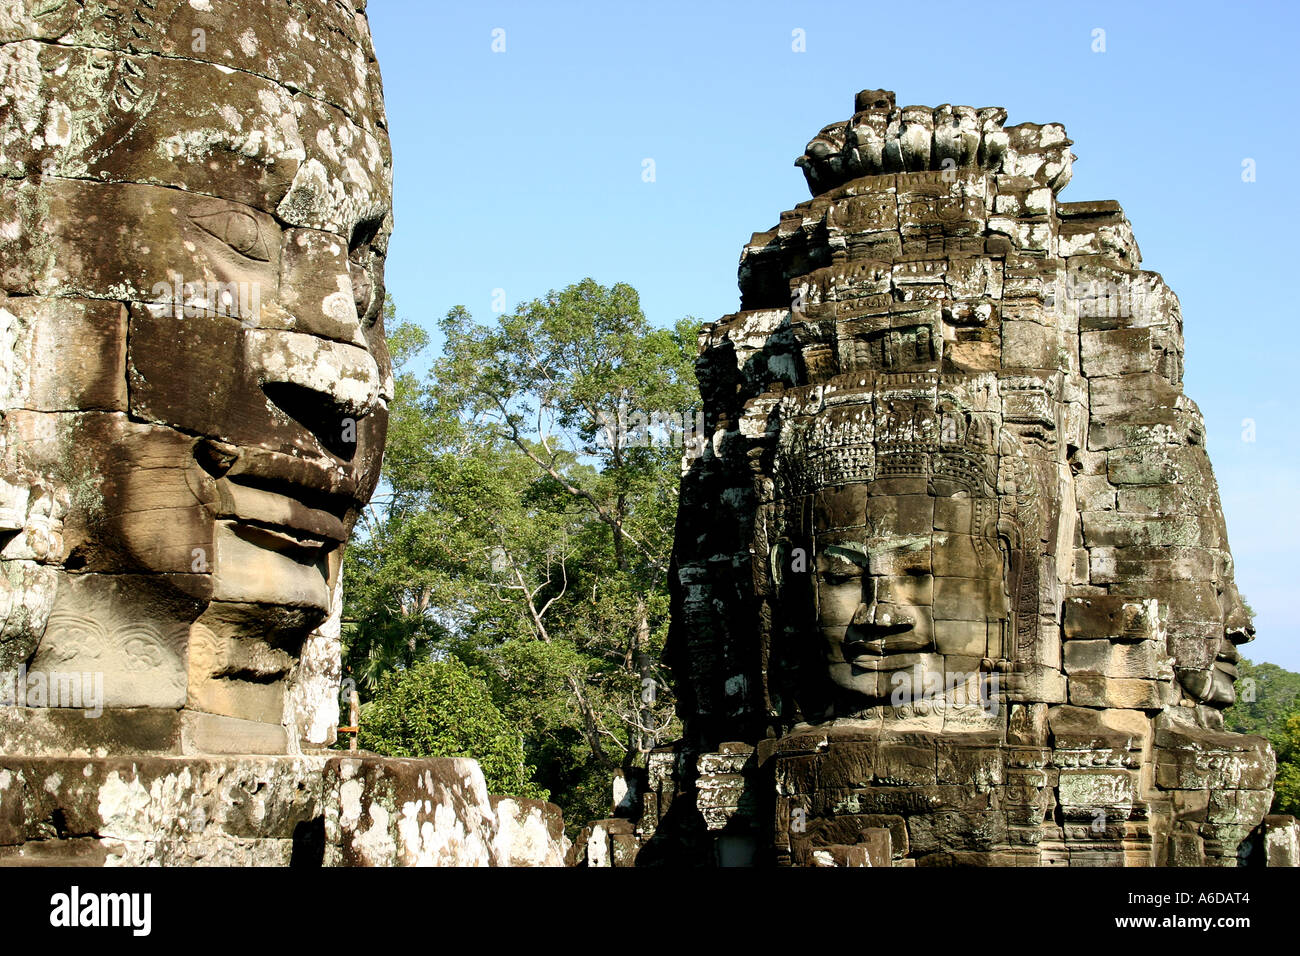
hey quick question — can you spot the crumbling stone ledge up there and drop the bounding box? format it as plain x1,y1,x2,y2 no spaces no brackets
0,753,568,867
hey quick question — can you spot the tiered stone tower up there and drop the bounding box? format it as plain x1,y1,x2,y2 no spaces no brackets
633,90,1295,867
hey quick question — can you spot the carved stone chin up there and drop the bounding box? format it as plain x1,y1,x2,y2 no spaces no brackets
657,90,1283,867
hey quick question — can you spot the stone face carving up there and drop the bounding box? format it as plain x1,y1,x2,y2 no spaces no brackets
0,0,393,751
660,91,1286,866
0,1,572,867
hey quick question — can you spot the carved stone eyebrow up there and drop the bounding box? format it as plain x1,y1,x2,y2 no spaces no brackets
823,543,871,568
871,534,930,555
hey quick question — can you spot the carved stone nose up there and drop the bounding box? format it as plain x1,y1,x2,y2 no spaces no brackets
276,228,368,348
247,330,380,418
247,329,381,460
849,585,914,632
851,575,879,628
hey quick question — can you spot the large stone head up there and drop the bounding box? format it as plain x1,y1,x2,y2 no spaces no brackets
662,89,1273,868
0,0,391,747
768,378,1028,723
672,89,1256,744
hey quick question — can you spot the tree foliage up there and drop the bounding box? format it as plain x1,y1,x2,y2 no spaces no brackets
1228,657,1300,815
1272,712,1300,817
1225,657,1300,738
343,280,699,831
358,657,547,800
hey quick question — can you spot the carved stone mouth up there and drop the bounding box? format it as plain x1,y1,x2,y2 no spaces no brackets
1213,659,1239,682
195,438,359,499
195,438,356,550
216,478,348,545
845,649,926,671
228,517,334,557
843,626,930,664
1211,641,1242,692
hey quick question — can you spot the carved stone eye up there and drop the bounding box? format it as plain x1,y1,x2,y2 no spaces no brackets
189,205,272,261
348,217,384,326
350,258,375,324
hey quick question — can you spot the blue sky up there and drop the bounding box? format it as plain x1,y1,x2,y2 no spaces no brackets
368,1,1300,669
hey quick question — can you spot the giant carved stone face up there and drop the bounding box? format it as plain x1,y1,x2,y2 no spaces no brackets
667,89,1274,867
770,382,1027,725
0,0,392,744
811,478,1008,711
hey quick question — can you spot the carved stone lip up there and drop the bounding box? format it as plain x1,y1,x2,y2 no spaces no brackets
1214,639,1241,665
197,438,359,501
845,650,925,671
214,476,349,546
843,627,929,664
197,440,353,546
1212,659,1239,681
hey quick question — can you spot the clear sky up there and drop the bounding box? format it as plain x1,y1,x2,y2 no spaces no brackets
367,1,1300,669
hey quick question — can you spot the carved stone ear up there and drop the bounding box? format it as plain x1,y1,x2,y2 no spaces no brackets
997,517,1036,662
769,541,787,593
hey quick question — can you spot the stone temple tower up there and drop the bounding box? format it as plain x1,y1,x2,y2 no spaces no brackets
621,90,1297,867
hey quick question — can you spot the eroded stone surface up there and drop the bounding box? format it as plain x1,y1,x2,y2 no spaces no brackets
0,754,569,867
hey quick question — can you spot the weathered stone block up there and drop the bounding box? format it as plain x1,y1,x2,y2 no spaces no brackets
1063,595,1160,641
0,754,568,867
907,810,1007,854
1081,511,1217,548
872,744,938,787
936,745,1004,789
1089,373,1180,422
1001,320,1056,369
1154,743,1274,792
1080,329,1153,378
1068,675,1173,709
1063,639,1165,680
1265,816,1300,867
1116,484,1214,516
1087,546,1215,584
1057,769,1135,813
1105,446,1209,486
2,298,128,413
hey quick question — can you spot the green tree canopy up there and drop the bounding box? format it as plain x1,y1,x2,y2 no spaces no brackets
1272,712,1300,816
1225,657,1300,738
343,280,700,831
358,657,547,801
1228,657,1300,815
